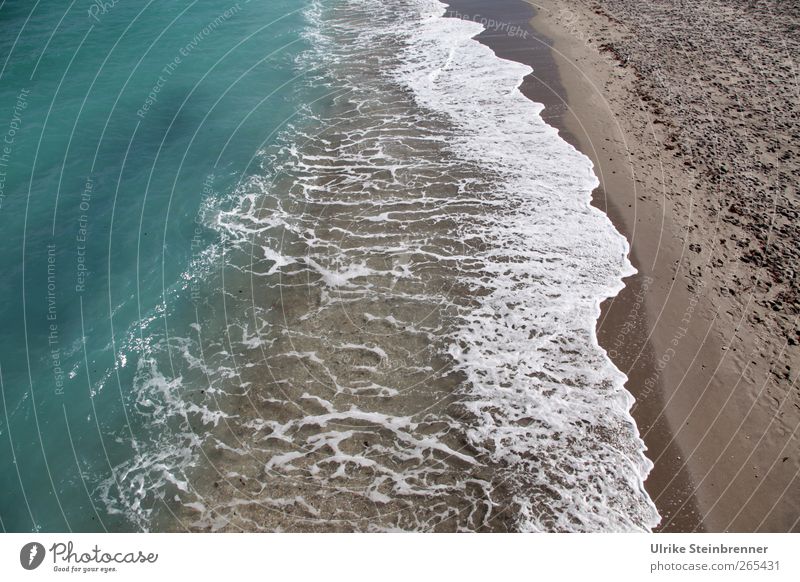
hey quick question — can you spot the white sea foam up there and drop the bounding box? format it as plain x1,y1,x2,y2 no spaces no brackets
96,0,659,532
391,0,659,530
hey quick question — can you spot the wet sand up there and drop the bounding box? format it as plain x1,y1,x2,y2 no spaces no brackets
447,0,800,531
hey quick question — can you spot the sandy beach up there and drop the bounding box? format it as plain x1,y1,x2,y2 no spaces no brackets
448,0,800,531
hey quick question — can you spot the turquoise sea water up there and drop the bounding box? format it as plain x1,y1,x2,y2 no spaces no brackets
0,0,311,532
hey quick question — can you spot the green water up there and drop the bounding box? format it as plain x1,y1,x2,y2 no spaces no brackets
0,0,311,532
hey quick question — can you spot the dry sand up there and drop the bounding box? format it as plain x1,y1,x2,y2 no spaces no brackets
449,0,800,531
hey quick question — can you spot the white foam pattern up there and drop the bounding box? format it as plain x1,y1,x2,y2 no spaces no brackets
97,0,659,532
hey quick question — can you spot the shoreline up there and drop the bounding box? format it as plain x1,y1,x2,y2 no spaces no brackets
445,0,703,531
530,0,799,532
526,0,707,532
448,0,800,532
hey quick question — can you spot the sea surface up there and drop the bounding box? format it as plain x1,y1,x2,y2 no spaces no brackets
0,0,659,532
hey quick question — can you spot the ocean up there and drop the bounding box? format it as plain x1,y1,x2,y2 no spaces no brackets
0,0,659,532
